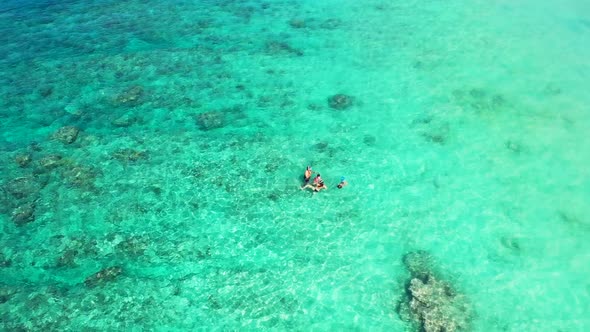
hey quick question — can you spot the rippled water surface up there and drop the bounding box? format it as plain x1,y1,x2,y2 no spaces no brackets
1,0,589,330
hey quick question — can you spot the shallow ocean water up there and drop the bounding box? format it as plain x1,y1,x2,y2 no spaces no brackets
1,0,589,330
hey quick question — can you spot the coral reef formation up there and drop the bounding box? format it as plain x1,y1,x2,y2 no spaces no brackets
397,251,471,332
196,111,226,130
11,202,36,225
84,266,123,288
2,175,47,226
265,40,304,56
115,85,144,105
52,126,80,144
15,154,32,167
328,94,354,110
111,112,138,127
36,154,64,171
112,149,148,162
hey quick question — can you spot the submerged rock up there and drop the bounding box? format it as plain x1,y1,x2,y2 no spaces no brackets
115,85,144,105
407,276,469,332
505,140,522,153
288,19,306,29
111,112,137,127
11,203,36,225
422,132,446,144
112,149,148,162
57,238,99,267
363,135,376,146
398,251,471,332
61,164,97,188
146,185,162,196
116,236,149,256
402,250,434,280
4,176,43,200
15,154,32,167
0,190,11,214
39,86,54,98
314,142,329,152
500,236,521,252
84,266,123,288
421,123,450,145
265,40,304,56
452,87,508,113
328,94,354,110
0,285,17,304
36,154,64,171
52,126,80,144
27,141,42,152
307,103,322,111
469,88,486,99
0,253,11,268
320,18,342,30
57,249,79,268
196,111,225,130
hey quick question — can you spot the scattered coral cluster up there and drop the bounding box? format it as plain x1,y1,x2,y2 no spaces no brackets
397,251,472,332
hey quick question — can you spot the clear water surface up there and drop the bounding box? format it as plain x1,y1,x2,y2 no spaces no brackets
1,0,589,330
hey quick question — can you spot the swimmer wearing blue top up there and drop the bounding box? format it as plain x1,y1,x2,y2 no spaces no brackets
337,176,348,189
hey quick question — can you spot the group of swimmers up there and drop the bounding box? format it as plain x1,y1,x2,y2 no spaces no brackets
300,166,348,192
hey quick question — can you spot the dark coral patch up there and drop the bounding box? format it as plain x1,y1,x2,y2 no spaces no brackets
196,111,226,130
15,154,33,167
398,251,471,332
11,203,36,226
328,94,354,110
115,85,144,106
265,40,303,56
5,176,44,200
112,149,148,162
52,126,80,144
84,266,123,288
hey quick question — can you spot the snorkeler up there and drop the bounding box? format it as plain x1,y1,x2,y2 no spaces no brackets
337,176,348,189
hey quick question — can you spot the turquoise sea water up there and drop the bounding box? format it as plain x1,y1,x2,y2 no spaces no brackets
1,0,589,330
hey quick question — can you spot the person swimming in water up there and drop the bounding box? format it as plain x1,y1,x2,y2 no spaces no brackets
314,180,327,192
313,174,322,185
337,176,348,189
301,179,328,192
302,166,313,185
